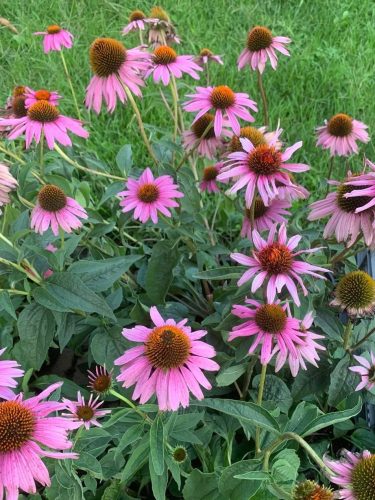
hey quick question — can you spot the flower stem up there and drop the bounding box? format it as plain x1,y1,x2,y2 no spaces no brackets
119,79,159,166
40,130,45,177
60,51,82,121
331,234,362,266
257,70,269,127
350,326,375,352
0,257,41,284
255,363,267,454
241,355,257,401
326,156,334,194
109,389,152,424
0,143,26,165
54,145,127,181
343,319,353,350
170,77,179,141
249,192,257,230
262,432,332,477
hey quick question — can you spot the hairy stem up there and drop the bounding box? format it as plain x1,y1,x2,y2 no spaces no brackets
255,363,267,454
60,51,82,121
257,70,269,127
109,389,152,424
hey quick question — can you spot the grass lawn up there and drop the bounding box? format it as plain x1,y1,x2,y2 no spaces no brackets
1,0,374,188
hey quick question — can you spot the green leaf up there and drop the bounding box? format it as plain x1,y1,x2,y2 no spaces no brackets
183,470,221,500
15,303,55,370
69,255,142,292
120,436,150,484
53,312,76,352
114,423,144,460
145,241,179,303
301,395,362,437
149,458,168,500
252,375,293,413
192,399,280,434
33,272,115,319
193,266,246,280
216,364,247,387
271,449,299,484
328,355,358,407
116,144,133,175
0,291,17,319
291,358,331,399
218,460,263,500
150,415,165,476
90,327,128,366
75,451,103,478
234,471,270,481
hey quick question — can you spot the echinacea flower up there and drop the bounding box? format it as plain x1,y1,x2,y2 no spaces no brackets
240,197,291,239
24,88,61,108
292,480,334,500
146,45,202,86
218,137,309,208
273,312,325,376
88,365,113,395
343,159,375,212
238,26,291,73
200,163,224,193
0,382,77,499
184,85,258,136
229,299,307,365
308,174,375,247
0,100,89,149
324,449,375,500
147,6,179,48
195,48,223,66
122,10,157,35
275,176,310,202
171,445,188,464
63,392,110,429
316,113,369,157
349,353,375,391
0,163,17,210
10,94,27,119
0,348,24,399
331,270,375,317
31,184,88,236
231,224,329,306
85,37,151,113
228,125,282,153
34,25,73,53
114,306,219,411
182,113,231,159
118,167,184,224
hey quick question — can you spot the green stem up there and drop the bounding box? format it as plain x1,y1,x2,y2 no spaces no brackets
257,70,269,127
262,432,332,477
118,79,159,166
54,144,127,181
109,389,152,424
60,51,82,121
343,319,353,350
0,288,29,295
0,143,26,165
331,234,362,265
0,257,41,284
325,156,334,195
170,76,179,141
241,355,257,401
255,363,267,454
40,130,44,177
350,326,375,352
249,191,257,230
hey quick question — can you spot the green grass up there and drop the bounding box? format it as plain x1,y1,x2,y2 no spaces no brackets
1,0,375,187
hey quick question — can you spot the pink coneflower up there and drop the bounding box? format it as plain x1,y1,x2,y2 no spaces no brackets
122,10,157,35
200,163,224,193
343,159,375,212
0,163,17,210
349,353,375,391
24,88,61,108
195,48,223,66
273,312,325,376
45,243,58,253
88,365,113,395
63,392,110,429
231,224,329,306
34,25,73,53
316,113,369,157
238,26,291,73
0,382,77,499
228,125,282,154
324,449,375,500
183,85,258,137
182,113,231,159
147,7,179,49
308,174,375,247
114,306,219,411
0,100,88,149
146,45,202,86
85,38,151,114
229,299,306,365
218,137,309,208
118,167,184,224
241,197,291,239
31,184,88,236
0,348,24,400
